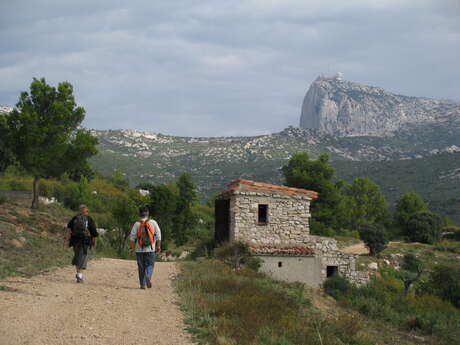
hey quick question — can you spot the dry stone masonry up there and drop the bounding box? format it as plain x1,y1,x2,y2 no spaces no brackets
216,179,369,287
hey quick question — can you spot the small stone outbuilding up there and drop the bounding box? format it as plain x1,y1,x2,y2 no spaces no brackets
215,179,368,287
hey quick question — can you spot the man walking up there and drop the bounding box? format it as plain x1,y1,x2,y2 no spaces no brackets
67,204,98,283
129,206,161,289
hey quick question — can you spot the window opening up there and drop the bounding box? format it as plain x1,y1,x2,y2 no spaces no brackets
278,261,283,268
258,204,268,224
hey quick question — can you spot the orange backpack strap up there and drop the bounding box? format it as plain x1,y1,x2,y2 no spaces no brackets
146,221,155,246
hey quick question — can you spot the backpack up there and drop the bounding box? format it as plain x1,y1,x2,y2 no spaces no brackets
136,220,155,249
72,215,90,237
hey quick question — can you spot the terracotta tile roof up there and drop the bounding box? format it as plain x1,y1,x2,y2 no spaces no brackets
220,179,318,199
249,244,315,256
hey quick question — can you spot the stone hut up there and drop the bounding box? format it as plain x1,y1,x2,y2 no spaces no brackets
215,179,368,287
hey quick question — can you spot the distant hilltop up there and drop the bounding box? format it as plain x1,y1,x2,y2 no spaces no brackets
300,75,460,137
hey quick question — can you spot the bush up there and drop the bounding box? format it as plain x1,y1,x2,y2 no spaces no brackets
339,228,360,238
324,274,352,299
0,194,7,205
325,267,460,343
245,256,262,272
215,241,258,270
425,264,460,308
406,211,442,244
359,223,388,256
8,180,30,191
190,237,216,259
434,240,460,254
310,219,336,237
442,225,460,241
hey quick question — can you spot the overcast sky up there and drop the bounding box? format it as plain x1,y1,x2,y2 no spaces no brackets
1,1,459,137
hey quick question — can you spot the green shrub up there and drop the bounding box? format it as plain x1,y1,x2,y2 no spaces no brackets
324,274,351,299
406,211,442,244
359,223,389,256
214,241,254,270
340,228,360,238
190,237,216,259
0,194,7,205
425,264,460,308
442,226,460,241
434,240,460,254
245,256,262,272
338,273,460,342
310,220,335,237
8,180,30,191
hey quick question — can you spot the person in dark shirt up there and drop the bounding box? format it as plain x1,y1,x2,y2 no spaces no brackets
67,204,98,283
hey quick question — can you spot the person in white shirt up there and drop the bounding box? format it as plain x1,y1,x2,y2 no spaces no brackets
128,206,161,289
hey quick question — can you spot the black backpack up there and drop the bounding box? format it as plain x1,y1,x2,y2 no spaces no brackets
72,215,90,237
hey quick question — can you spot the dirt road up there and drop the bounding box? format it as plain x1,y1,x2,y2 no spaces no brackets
0,259,194,345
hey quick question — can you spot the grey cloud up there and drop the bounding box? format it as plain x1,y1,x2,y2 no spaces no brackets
0,0,459,136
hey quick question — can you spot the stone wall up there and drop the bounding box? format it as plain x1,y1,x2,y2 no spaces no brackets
230,190,312,245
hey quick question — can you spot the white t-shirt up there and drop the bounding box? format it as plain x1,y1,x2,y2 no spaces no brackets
129,218,162,253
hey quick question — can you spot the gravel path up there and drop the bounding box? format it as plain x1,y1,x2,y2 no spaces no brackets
0,259,194,345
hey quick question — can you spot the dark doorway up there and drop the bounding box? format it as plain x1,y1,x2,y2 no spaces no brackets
215,199,230,244
327,266,338,277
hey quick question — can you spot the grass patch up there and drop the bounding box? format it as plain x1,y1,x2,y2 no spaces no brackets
176,260,373,345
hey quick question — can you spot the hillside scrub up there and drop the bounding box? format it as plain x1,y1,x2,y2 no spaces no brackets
176,260,373,345
325,269,460,345
0,170,214,257
0,199,74,279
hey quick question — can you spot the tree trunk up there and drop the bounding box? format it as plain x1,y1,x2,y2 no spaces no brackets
31,176,40,209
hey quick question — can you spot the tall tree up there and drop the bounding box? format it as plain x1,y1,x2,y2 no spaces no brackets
394,192,428,229
0,113,14,172
359,223,389,256
6,78,98,208
174,173,198,246
147,183,178,249
283,152,344,234
343,177,388,230
406,211,443,244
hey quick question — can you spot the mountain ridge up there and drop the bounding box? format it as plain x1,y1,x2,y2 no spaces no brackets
300,75,460,137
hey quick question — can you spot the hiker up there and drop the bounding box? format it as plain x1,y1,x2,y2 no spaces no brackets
67,204,98,283
128,206,161,289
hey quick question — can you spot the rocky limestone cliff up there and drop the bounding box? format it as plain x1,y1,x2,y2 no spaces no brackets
300,76,460,137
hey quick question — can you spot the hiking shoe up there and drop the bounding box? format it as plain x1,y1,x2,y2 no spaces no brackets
146,280,152,288
76,274,82,283
140,286,146,289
